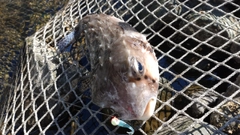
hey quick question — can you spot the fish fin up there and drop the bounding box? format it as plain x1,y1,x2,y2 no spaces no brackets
143,33,152,38
56,22,83,53
56,31,75,53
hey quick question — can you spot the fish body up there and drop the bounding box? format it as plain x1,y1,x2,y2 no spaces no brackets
58,14,159,120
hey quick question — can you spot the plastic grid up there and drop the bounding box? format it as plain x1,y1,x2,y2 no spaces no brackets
1,0,240,134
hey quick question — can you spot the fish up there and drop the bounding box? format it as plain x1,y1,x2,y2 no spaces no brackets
57,14,159,120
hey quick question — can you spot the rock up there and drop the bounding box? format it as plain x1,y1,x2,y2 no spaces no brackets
157,115,223,135
174,84,218,117
210,75,240,134
179,11,240,48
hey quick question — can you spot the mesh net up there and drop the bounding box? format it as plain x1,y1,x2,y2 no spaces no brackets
1,0,240,134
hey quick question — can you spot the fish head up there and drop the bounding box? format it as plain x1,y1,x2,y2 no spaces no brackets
92,36,159,120
111,34,160,121
89,16,159,120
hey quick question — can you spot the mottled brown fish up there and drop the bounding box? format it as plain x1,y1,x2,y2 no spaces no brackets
57,14,159,120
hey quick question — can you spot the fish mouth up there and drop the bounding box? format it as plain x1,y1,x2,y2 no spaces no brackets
138,97,157,120
117,97,157,121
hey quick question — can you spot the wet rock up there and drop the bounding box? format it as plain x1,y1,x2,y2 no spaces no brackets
0,0,68,132
210,75,240,134
157,115,222,135
210,97,240,134
179,11,240,48
174,84,218,118
129,0,182,33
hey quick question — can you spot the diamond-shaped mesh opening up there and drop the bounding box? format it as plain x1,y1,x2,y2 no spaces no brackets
1,0,240,134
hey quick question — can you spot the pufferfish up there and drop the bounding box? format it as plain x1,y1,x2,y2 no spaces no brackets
57,14,159,121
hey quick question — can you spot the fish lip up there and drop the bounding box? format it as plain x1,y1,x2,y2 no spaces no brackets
138,97,157,120
117,97,157,121
122,97,157,120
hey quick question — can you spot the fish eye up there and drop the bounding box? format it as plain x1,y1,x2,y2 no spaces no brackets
130,57,144,76
137,60,144,73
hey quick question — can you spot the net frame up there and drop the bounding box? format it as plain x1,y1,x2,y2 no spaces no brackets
1,0,240,134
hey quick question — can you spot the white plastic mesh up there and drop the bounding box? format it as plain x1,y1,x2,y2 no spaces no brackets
1,0,240,134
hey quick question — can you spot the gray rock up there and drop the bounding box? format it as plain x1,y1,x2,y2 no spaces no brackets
174,84,218,117
210,75,240,134
157,115,224,135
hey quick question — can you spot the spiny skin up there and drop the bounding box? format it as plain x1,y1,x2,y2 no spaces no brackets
58,14,159,120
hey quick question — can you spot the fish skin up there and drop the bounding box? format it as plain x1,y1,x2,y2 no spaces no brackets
57,14,159,120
